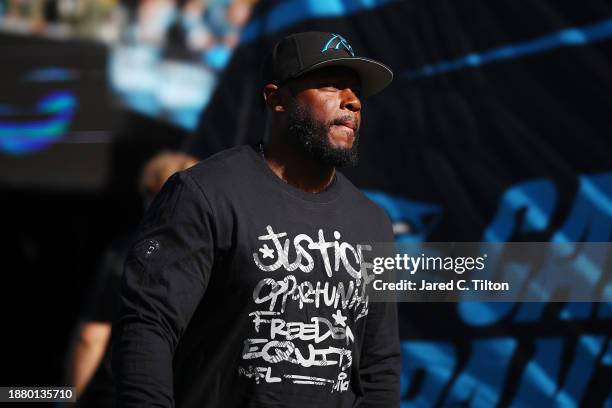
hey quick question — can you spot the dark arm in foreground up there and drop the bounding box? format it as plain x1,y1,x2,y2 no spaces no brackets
112,172,214,407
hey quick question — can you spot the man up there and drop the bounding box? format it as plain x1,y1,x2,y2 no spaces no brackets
113,31,400,407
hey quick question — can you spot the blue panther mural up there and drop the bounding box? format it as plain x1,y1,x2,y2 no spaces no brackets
367,172,612,406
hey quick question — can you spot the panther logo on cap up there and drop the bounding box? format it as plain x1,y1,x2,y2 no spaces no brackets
321,34,355,56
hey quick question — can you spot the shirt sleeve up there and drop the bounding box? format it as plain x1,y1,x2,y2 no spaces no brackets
359,210,401,407
112,171,216,408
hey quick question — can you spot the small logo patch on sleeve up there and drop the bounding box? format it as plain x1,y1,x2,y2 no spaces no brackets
143,239,160,257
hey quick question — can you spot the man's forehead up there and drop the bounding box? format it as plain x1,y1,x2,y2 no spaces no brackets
297,66,361,86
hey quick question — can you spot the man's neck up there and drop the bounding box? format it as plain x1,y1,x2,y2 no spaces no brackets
262,139,335,194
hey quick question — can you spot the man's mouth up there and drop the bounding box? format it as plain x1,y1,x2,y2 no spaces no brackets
331,125,356,142
333,124,355,133
331,118,358,135
334,120,357,131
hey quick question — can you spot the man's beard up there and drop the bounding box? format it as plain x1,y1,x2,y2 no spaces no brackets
286,104,359,167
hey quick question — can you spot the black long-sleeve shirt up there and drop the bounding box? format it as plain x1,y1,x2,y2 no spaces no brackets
112,144,400,407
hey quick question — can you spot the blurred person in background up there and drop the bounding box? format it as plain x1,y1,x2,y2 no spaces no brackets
165,0,256,64
0,0,128,41
201,0,255,68
65,151,198,407
1,0,46,31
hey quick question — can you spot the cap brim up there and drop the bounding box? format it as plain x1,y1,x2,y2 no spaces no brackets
296,57,393,97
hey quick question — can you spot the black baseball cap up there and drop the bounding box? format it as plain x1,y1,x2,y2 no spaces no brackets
262,31,393,97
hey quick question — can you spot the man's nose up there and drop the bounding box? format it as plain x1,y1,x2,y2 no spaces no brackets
340,88,361,112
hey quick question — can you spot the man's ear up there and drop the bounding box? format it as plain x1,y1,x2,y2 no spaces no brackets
263,83,285,113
